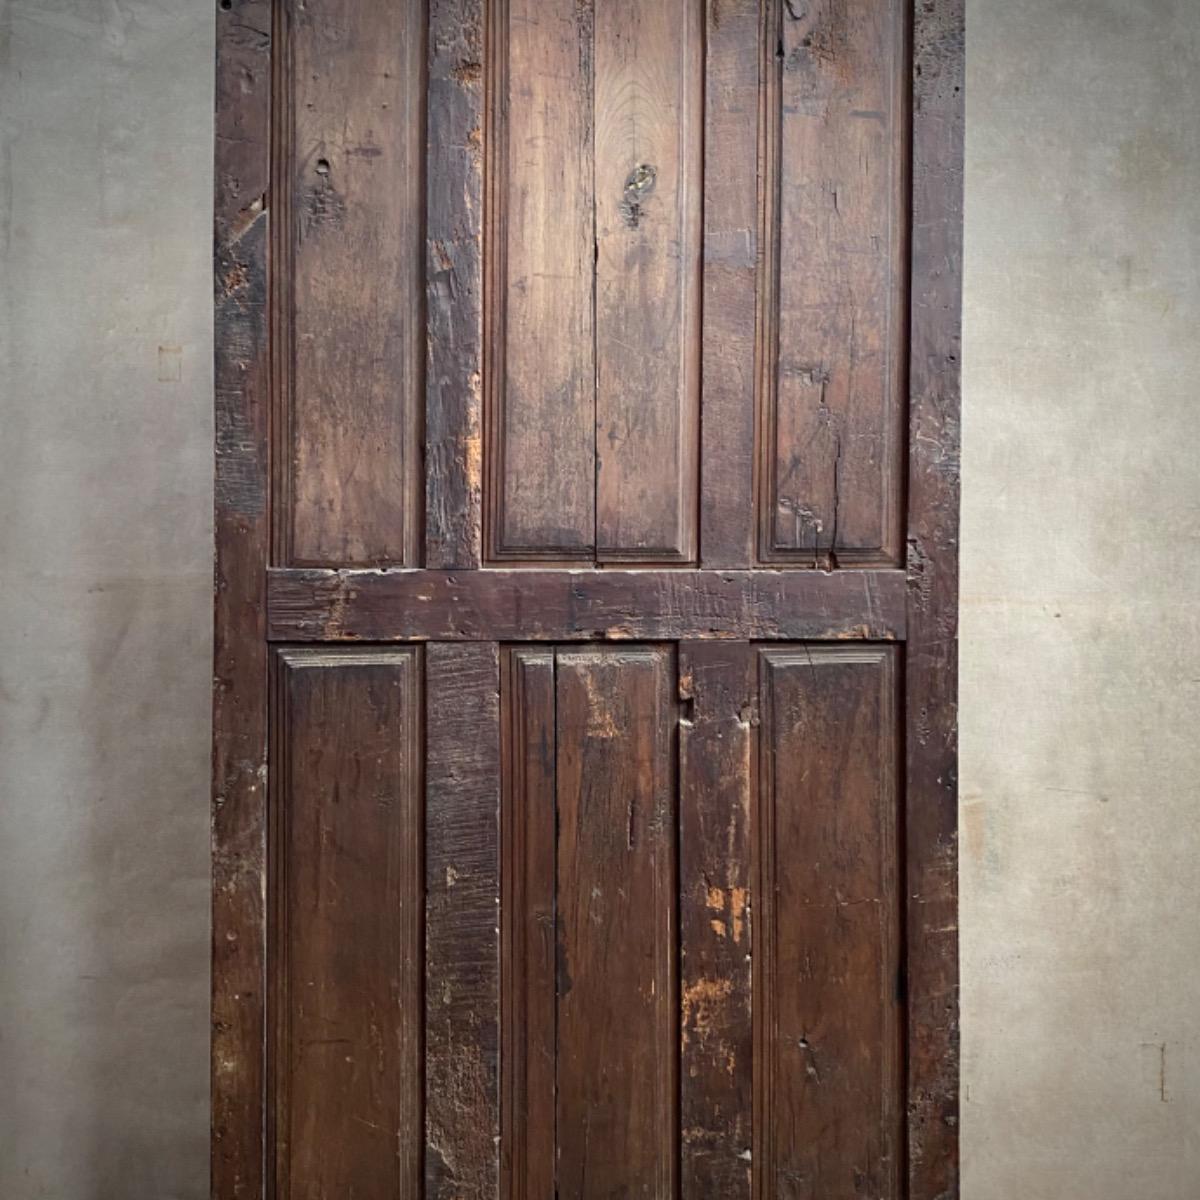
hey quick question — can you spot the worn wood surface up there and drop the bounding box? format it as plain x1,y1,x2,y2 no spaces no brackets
756,647,903,1197
906,1,965,1195
268,567,906,643
488,0,596,560
213,2,964,1193
593,0,702,562
679,642,754,1198
500,650,557,1200
212,3,271,1195
283,0,424,566
427,0,486,568
271,650,422,1198
759,0,906,567
699,0,760,569
555,648,678,1198
425,643,502,1200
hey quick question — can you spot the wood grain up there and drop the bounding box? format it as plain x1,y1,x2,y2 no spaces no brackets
679,642,754,1198
906,1,964,1195
555,647,678,1199
284,0,424,566
593,0,702,562
759,0,907,567
699,0,761,569
500,650,557,1200
271,649,423,1199
488,0,596,560
427,0,485,568
426,643,503,1200
212,2,271,1195
755,647,903,1198
268,567,907,643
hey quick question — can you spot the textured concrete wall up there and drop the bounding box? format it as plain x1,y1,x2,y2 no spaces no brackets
0,2,213,1197
2,1,1198,1196
961,1,1200,1196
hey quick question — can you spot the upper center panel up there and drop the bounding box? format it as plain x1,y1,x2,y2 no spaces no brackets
486,0,704,564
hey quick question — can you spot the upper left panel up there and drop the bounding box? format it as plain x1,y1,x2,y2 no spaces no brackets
277,0,426,567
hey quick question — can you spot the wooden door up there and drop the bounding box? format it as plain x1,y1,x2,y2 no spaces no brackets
212,2,963,1198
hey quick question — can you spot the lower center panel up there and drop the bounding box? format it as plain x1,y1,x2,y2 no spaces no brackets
502,646,679,1200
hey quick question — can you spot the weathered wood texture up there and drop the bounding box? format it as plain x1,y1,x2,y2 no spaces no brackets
267,568,906,643
487,0,596,560
281,0,425,567
755,647,903,1197
425,643,502,1199
554,648,678,1197
487,0,701,563
906,1,964,1195
500,650,557,1200
699,0,761,568
759,0,907,567
212,3,271,1196
679,642,755,1197
593,0,702,561
427,0,485,568
270,650,422,1198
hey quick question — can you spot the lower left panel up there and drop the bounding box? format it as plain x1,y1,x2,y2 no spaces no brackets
270,648,425,1199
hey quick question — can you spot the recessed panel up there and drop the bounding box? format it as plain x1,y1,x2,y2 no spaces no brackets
284,0,424,566
502,645,678,1198
760,0,907,565
271,648,422,1198
755,646,903,1197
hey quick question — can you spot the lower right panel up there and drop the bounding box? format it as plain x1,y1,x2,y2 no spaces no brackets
755,646,903,1198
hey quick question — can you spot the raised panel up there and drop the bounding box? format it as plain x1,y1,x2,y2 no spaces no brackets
755,646,902,1197
270,648,422,1198
282,0,425,566
486,2,702,563
502,645,678,1198
759,0,907,566
487,0,596,561
593,0,702,561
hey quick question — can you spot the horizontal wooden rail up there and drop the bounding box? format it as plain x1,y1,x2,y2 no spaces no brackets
267,568,907,643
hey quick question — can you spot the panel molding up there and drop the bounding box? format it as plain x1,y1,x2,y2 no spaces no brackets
272,0,426,569
269,647,424,1198
755,0,909,569
753,645,903,1198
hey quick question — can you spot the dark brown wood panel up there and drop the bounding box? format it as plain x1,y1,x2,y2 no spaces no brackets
500,649,557,1200
555,647,678,1199
283,0,425,566
271,649,423,1198
212,2,271,1194
759,0,908,567
699,0,761,569
426,0,486,569
268,567,906,643
594,0,702,562
425,643,502,1200
679,642,755,1198
755,647,902,1198
487,0,596,561
906,2,964,1194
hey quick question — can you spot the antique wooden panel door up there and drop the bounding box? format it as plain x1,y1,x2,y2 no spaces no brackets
212,2,963,1198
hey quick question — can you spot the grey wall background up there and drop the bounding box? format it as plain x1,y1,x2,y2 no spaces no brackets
960,2,1200,1197
0,1,1196,1197
0,1,214,1197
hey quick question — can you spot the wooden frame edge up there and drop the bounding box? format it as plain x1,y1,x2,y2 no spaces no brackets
905,0,965,1196
213,1,273,1196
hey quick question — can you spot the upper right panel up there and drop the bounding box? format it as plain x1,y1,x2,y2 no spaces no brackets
759,0,908,567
